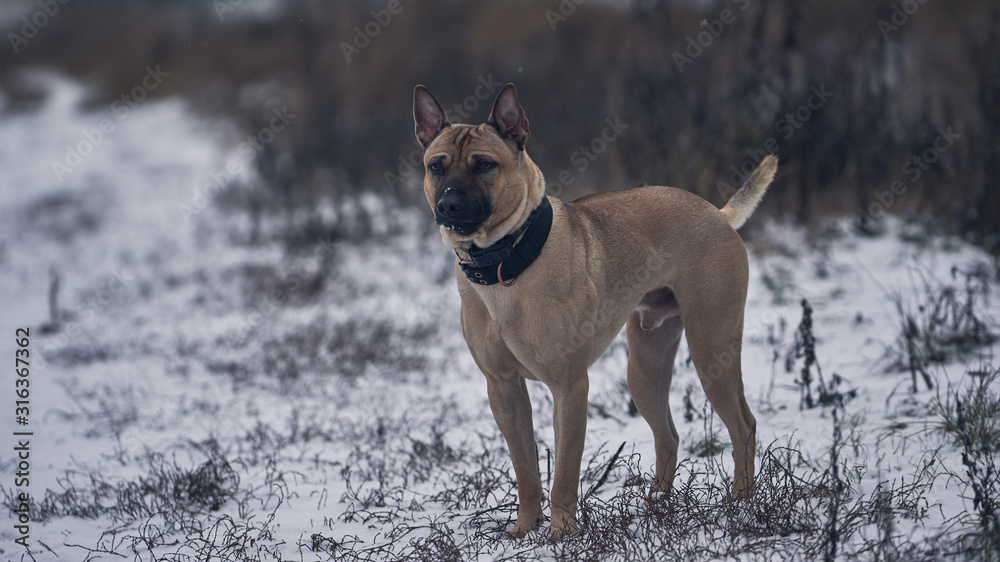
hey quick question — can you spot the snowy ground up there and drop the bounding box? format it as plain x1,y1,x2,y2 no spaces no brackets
0,75,997,561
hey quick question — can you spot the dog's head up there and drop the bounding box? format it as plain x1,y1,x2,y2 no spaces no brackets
413,83,543,250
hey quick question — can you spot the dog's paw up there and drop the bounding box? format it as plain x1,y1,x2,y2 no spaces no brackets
507,516,541,540
645,478,674,505
546,514,579,541
645,490,670,505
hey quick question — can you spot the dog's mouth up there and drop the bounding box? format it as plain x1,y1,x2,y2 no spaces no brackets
435,217,483,236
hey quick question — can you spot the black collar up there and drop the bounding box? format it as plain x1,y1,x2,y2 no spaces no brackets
458,197,553,286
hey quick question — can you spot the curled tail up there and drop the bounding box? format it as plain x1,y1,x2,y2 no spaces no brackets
720,154,778,229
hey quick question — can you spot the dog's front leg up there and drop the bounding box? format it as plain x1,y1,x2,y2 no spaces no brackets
486,375,542,538
547,374,589,540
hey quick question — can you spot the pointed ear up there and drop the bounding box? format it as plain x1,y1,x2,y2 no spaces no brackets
488,83,529,150
413,85,450,148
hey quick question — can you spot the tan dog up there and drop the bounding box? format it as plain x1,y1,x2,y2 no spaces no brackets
413,83,777,539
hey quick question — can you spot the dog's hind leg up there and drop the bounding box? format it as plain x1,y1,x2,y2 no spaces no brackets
684,307,757,498
626,312,685,497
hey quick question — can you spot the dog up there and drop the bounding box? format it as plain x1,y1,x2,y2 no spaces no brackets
413,82,777,539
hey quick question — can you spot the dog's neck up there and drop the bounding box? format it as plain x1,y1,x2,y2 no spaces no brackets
455,195,552,286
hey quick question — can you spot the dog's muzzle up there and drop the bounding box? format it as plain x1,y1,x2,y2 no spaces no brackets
435,191,491,235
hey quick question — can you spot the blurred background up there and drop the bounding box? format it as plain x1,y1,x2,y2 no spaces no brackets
2,4,999,558
1,0,998,248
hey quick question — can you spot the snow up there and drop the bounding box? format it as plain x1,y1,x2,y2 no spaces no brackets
0,74,996,560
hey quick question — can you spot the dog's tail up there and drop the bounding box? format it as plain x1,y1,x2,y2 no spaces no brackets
719,154,778,230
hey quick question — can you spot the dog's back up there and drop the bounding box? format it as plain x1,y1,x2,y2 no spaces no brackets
567,153,777,234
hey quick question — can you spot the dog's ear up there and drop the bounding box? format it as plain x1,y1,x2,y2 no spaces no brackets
488,83,529,150
414,85,450,148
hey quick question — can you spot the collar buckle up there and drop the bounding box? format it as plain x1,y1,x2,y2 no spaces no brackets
467,240,514,268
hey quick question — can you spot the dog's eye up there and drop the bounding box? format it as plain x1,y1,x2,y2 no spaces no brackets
428,162,444,174
475,160,496,173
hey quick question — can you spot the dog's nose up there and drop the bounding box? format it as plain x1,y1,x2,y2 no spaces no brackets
436,192,489,223
436,192,465,219
434,189,491,233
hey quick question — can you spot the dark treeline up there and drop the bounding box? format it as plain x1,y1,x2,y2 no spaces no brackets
2,0,997,245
